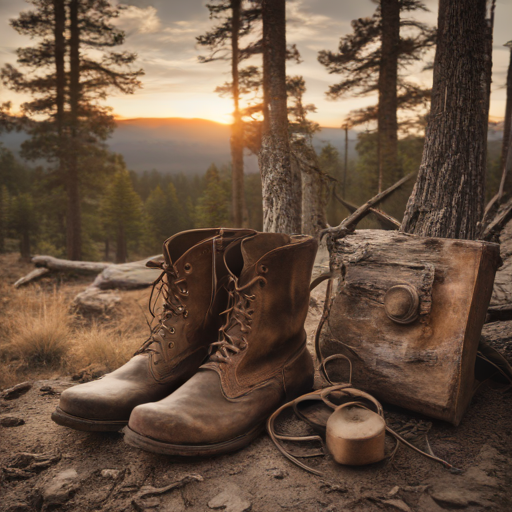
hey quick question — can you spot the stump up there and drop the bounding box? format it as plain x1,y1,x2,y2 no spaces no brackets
322,230,501,425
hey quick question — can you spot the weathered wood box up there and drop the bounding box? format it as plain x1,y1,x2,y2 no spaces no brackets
322,230,501,425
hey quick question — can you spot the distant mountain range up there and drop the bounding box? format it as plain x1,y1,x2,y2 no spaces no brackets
0,117,360,175
0,117,503,175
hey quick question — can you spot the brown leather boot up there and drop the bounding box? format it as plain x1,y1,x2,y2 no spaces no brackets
52,228,256,431
124,233,317,455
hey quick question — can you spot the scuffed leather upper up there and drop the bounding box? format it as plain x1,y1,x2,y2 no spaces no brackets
128,233,318,444
58,228,256,422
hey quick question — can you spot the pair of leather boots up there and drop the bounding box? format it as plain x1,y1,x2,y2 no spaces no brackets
52,228,318,456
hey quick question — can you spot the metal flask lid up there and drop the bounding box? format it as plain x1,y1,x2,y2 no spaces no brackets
326,404,386,466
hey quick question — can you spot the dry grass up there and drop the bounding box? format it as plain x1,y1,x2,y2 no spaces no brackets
5,288,71,366
0,256,151,389
68,321,145,372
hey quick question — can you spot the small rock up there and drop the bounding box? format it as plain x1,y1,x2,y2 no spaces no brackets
269,469,287,479
42,468,80,506
430,488,469,508
381,499,412,512
388,486,400,497
1,416,25,427
101,469,121,479
2,382,31,400
39,385,57,395
208,487,252,512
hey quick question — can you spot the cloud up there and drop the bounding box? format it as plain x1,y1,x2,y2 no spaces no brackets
117,5,161,34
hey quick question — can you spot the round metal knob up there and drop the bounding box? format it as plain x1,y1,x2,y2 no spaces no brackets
384,284,420,324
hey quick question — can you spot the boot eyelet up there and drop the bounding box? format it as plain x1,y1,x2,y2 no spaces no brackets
183,310,189,318
168,342,175,349
169,327,175,334
184,263,192,273
260,265,268,274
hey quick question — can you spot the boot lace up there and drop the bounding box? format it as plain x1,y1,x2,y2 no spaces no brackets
134,260,189,363
209,274,266,363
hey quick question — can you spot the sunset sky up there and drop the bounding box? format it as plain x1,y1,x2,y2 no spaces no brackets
0,0,511,128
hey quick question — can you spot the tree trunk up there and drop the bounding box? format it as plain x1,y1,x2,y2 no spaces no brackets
66,0,82,260
501,44,512,198
116,224,126,264
230,0,246,228
259,0,301,234
291,138,327,237
401,0,491,239
377,0,400,193
53,0,65,139
343,124,348,199
20,231,31,262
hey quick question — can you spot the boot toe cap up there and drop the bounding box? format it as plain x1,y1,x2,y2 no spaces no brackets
127,370,283,446
59,380,134,421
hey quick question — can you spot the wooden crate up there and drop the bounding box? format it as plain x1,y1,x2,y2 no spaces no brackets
322,230,501,425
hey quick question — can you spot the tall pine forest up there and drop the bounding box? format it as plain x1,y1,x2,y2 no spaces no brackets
0,0,508,262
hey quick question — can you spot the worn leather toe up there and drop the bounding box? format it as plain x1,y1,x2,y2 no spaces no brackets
128,369,283,445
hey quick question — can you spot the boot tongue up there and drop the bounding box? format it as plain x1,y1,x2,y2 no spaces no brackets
240,233,290,281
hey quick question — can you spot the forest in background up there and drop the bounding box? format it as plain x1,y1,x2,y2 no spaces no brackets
0,0,509,263
0,123,505,263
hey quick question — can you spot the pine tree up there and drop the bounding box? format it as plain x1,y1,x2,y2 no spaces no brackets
318,0,435,191
401,0,493,239
9,193,38,261
259,0,300,233
144,183,186,252
197,1,262,227
101,168,143,263
195,165,231,228
2,0,143,260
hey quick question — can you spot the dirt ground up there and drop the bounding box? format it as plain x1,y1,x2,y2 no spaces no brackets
1,251,512,512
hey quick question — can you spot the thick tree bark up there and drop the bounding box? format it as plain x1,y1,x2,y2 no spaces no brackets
377,0,400,193
401,0,492,239
259,0,301,234
291,138,327,237
67,0,82,260
230,0,246,228
501,44,512,198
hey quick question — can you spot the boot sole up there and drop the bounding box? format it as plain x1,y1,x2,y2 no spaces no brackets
123,422,264,457
51,407,127,432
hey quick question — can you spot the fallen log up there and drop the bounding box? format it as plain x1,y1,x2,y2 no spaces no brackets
15,255,163,291
13,267,50,288
32,255,110,274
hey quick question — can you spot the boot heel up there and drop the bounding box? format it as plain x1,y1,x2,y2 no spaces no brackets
283,341,314,401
